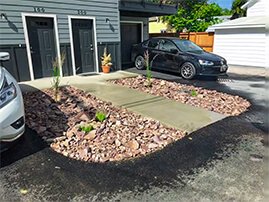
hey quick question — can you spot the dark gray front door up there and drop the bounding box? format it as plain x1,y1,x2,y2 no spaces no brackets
72,19,94,74
26,17,56,79
120,23,142,68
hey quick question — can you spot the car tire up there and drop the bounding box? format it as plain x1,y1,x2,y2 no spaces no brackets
180,62,196,80
135,55,145,70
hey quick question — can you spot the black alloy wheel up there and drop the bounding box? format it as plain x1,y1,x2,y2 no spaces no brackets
135,55,145,70
181,62,196,80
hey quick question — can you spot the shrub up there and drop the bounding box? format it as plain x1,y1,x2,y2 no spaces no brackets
190,89,197,96
51,53,66,103
80,124,93,133
96,111,107,122
144,50,152,88
101,47,112,66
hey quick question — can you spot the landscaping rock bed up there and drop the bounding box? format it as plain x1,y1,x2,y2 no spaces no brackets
109,76,251,116
23,86,185,163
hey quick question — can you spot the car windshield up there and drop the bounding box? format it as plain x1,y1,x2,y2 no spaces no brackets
173,39,203,52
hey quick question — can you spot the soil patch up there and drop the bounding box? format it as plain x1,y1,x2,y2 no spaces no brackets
109,75,251,116
23,86,185,163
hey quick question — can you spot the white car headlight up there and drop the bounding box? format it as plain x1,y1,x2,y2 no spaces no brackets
198,60,214,66
0,77,17,109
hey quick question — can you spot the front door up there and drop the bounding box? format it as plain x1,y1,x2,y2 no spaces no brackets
120,23,142,68
26,17,56,79
71,19,95,74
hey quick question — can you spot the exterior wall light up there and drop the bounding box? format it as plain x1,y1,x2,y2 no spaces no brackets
1,13,7,20
105,18,110,23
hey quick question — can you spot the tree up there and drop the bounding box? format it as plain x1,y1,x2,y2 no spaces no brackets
222,8,231,15
164,0,225,32
230,0,247,19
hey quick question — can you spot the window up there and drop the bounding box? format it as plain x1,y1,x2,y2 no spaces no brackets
159,39,177,52
173,39,203,52
147,39,159,49
142,40,149,47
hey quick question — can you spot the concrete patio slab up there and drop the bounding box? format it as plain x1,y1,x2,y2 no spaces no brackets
19,71,226,133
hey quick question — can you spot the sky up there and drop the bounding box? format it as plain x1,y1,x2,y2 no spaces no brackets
209,0,234,9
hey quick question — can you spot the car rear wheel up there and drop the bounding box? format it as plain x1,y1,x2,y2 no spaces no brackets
180,62,196,80
135,55,145,70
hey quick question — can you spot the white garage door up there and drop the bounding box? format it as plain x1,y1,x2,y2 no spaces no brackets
213,28,266,68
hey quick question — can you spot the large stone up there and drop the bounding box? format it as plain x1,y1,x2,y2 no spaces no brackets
84,130,96,140
37,126,47,133
153,136,163,145
43,98,51,105
160,80,166,86
127,140,139,150
99,157,109,163
79,113,90,121
79,148,88,159
148,143,159,149
115,139,121,147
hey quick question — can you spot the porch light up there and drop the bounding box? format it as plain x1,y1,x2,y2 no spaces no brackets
105,18,110,23
1,13,7,20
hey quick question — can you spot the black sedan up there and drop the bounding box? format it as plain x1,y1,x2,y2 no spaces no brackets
131,37,228,79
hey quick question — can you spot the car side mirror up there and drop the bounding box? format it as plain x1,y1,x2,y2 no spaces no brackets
0,52,10,61
170,48,178,54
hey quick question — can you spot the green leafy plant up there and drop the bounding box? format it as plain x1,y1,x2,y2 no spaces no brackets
190,89,197,96
144,50,153,88
80,124,93,133
52,53,66,103
96,111,107,122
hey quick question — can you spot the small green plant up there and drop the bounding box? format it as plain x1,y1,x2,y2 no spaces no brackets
80,124,93,133
52,53,66,103
190,89,197,96
144,50,152,88
96,111,107,122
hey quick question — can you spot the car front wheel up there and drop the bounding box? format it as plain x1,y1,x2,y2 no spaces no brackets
180,62,196,80
135,55,145,70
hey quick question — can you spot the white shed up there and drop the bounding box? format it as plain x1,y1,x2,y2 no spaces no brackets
207,0,269,68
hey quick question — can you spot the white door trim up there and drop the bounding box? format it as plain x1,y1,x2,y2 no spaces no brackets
120,21,144,42
68,15,99,75
21,13,61,81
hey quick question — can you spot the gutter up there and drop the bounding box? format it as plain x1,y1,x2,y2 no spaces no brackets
212,24,265,30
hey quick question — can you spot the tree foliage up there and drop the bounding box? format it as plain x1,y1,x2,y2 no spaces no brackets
230,0,247,19
163,0,230,32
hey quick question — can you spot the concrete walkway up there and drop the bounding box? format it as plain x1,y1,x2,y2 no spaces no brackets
19,71,226,133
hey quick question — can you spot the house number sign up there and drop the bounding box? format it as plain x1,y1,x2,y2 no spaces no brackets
77,10,87,15
33,7,45,12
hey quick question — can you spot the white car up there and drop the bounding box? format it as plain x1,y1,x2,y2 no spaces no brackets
0,52,25,152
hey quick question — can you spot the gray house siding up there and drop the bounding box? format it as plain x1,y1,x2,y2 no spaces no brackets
0,0,120,44
0,0,120,81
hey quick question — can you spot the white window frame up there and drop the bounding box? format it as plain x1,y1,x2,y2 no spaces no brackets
120,21,144,42
68,15,99,75
21,13,61,81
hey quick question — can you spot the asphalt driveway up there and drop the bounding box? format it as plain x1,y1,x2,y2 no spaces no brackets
0,66,267,201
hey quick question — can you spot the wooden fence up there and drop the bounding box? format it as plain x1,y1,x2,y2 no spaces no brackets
149,32,214,52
